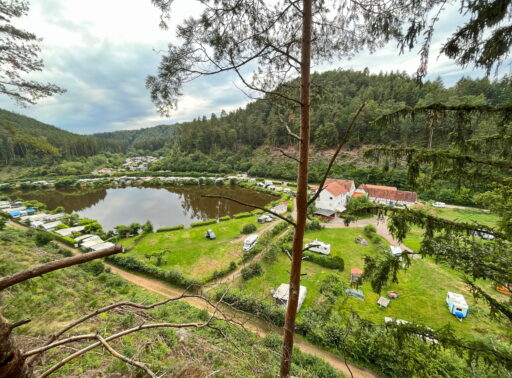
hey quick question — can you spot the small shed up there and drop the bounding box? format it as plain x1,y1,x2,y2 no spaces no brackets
40,221,62,232
89,242,115,252
446,292,469,319
377,296,390,308
350,268,363,283
272,284,307,312
314,208,335,219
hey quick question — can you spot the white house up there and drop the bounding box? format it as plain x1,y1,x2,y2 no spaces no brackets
272,283,307,312
313,179,355,213
356,184,417,206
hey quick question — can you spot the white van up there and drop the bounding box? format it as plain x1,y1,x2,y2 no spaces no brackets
243,234,259,251
432,202,446,208
305,240,330,255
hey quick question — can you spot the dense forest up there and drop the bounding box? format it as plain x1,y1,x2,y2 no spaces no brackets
0,109,125,165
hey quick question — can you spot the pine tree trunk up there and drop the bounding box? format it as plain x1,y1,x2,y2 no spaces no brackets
0,315,31,378
279,0,312,376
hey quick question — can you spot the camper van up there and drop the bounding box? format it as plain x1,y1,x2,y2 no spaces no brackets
305,240,330,255
243,234,259,251
446,292,469,319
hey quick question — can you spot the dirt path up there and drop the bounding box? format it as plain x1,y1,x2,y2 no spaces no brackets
6,221,376,378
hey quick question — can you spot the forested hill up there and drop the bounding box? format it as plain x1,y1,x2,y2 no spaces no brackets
0,109,124,165
93,123,177,152
124,70,512,155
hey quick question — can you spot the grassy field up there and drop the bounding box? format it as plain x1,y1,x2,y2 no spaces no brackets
418,204,500,227
235,227,509,341
0,227,339,377
120,216,268,281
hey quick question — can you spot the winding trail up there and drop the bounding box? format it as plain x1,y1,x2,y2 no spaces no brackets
6,221,377,378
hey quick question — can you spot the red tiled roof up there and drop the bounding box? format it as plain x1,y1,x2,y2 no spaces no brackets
351,268,363,274
359,185,417,203
352,192,364,197
358,184,397,191
323,179,354,196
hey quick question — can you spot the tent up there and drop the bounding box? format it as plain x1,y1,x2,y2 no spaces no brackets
272,284,307,312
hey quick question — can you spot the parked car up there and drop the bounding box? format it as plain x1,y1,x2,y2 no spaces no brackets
205,229,216,240
258,215,273,223
432,202,446,208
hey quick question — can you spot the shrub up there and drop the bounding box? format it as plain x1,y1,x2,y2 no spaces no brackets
219,216,231,222
305,219,324,231
56,247,73,257
303,252,344,270
80,260,105,276
49,232,77,247
263,245,279,264
156,225,185,232
250,209,264,215
241,223,257,234
241,262,264,280
214,289,285,326
190,219,217,228
364,224,377,236
233,212,252,219
320,274,346,303
207,261,237,282
35,231,52,246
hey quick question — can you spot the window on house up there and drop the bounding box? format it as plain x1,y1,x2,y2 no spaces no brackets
329,196,333,200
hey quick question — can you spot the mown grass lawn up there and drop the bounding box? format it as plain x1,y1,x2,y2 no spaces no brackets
420,205,500,227
236,227,509,341
120,216,267,281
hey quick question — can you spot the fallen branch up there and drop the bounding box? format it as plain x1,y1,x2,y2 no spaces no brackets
96,334,157,378
0,246,123,291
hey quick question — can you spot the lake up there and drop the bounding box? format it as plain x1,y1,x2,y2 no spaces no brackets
12,185,276,230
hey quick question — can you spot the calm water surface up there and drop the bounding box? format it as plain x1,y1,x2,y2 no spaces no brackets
13,185,276,230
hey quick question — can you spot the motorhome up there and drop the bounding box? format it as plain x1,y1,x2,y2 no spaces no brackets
446,292,469,319
243,234,259,251
305,240,330,255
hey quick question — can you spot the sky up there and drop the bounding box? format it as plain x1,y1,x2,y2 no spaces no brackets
1,0,509,135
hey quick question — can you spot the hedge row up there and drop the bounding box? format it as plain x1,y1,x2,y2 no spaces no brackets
250,209,264,215
219,216,231,222
303,252,344,270
190,219,217,228
156,224,185,232
233,212,252,219
106,255,200,289
214,289,285,327
49,232,76,247
204,261,237,283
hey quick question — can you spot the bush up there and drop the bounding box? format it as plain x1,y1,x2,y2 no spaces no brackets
214,289,285,326
241,223,257,234
303,252,344,270
250,209,264,215
219,216,231,222
207,261,237,282
106,255,200,289
50,232,77,247
35,231,52,246
233,212,252,219
190,219,217,228
80,260,105,276
241,262,264,280
364,224,377,236
156,225,185,232
263,245,280,264
305,219,324,231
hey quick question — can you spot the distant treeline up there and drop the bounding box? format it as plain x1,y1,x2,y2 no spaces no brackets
0,109,124,165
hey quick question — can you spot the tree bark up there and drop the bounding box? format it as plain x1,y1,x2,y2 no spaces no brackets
279,0,312,377
0,315,32,378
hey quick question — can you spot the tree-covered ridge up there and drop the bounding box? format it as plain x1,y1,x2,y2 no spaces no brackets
141,70,512,154
0,109,124,164
93,123,177,152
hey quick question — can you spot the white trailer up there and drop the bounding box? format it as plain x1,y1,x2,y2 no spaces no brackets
243,234,259,251
446,292,469,319
305,240,331,255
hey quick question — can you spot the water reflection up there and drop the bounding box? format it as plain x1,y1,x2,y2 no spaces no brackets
13,185,276,230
